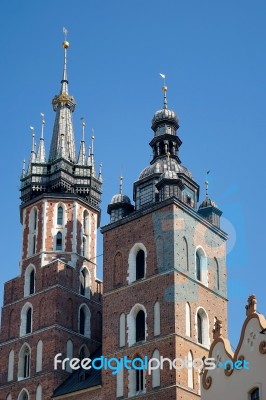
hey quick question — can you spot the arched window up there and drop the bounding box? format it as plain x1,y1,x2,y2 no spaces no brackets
250,388,260,400
151,349,160,388
36,385,42,400
119,313,126,347
128,304,147,346
57,206,63,225
80,268,90,298
66,340,73,373
187,350,193,388
24,264,36,297
196,308,209,347
7,350,14,381
153,302,160,336
214,257,220,290
56,232,62,251
79,305,91,337
79,345,90,360
18,344,31,380
20,303,33,336
136,250,145,280
6,394,12,400
18,389,29,400
185,302,191,337
136,310,145,342
36,340,43,372
128,244,147,283
26,308,32,334
195,247,208,285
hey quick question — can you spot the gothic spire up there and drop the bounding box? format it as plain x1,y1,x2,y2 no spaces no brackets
49,37,76,163
77,118,87,165
36,114,46,163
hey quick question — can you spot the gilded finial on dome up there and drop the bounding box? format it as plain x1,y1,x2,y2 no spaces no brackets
159,73,168,109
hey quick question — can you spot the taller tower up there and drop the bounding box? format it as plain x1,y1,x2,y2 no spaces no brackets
102,85,228,399
0,40,103,400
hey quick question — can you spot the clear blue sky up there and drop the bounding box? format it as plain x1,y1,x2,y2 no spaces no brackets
0,0,265,349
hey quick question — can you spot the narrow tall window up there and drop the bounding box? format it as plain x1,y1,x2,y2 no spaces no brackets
79,305,91,337
136,361,144,392
196,251,201,281
186,302,191,337
80,268,90,297
23,348,30,378
187,351,193,388
119,313,126,347
34,209,38,231
183,237,189,271
136,310,145,342
56,232,62,251
36,340,43,372
57,206,63,225
80,270,85,296
36,385,42,400
250,388,260,400
136,250,145,280
197,308,209,346
80,308,85,335
29,270,35,295
153,302,160,336
32,235,36,255
7,350,14,381
197,313,203,344
18,390,29,400
82,236,86,257
215,257,220,290
18,345,31,380
83,210,89,234
26,308,32,334
151,350,160,388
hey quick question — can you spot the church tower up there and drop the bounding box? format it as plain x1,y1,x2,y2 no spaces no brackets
0,39,102,400
101,85,228,399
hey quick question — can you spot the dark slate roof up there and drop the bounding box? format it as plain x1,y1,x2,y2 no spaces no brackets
53,347,102,397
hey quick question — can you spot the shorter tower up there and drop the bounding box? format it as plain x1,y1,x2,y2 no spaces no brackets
102,84,228,399
0,39,103,400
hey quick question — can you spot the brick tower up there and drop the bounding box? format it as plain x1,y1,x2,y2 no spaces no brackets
0,39,102,400
101,85,228,399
